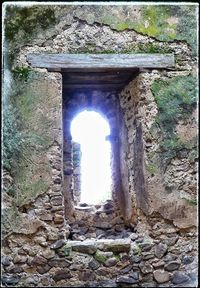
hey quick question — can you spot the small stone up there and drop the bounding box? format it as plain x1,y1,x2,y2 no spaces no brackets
164,260,181,271
39,212,52,221
153,270,170,283
98,280,117,287
152,260,165,269
31,255,47,266
163,236,179,246
88,259,100,270
13,255,27,264
172,271,190,284
48,258,71,268
130,255,142,264
181,255,194,265
34,236,47,247
155,243,168,259
5,264,23,273
104,257,118,267
139,263,153,274
163,253,177,262
50,196,63,206
79,270,96,281
2,256,12,266
53,268,72,281
2,275,19,286
140,242,154,251
50,239,66,250
53,213,64,224
37,264,51,274
142,252,155,260
42,249,55,259
115,225,124,232
120,264,132,273
116,276,139,284
129,233,138,241
94,222,112,229
129,271,140,280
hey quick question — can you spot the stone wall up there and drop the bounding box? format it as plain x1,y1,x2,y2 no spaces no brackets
2,3,198,287
2,224,198,287
119,70,197,229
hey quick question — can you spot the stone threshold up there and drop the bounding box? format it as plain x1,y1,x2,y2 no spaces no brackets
51,238,131,254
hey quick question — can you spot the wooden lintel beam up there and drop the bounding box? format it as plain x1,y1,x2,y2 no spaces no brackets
27,53,175,70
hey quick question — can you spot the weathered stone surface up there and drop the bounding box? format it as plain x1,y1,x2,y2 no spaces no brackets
153,270,170,283
2,255,12,266
88,259,100,270
53,268,72,281
164,260,181,271
95,250,113,263
42,248,55,259
36,264,51,274
4,264,23,273
53,213,64,224
139,263,153,274
50,196,63,206
130,255,142,264
172,271,190,284
79,270,96,281
31,255,47,266
48,258,71,268
155,243,168,259
94,222,112,229
152,260,165,269
181,255,194,265
2,275,19,286
104,257,118,267
142,252,155,260
71,242,97,255
13,255,27,264
96,280,117,287
116,276,139,284
50,239,66,250
103,239,131,253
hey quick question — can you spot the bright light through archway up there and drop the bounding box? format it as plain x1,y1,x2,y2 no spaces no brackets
71,110,112,205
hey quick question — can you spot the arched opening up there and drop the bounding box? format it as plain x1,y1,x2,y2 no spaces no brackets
70,110,112,205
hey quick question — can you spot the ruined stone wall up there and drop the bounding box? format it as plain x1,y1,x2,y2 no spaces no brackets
2,3,198,287
119,69,197,229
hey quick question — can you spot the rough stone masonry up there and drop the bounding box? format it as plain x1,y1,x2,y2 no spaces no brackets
2,4,198,287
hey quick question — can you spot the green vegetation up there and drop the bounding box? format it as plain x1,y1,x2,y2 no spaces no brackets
182,197,198,206
5,5,56,43
146,163,157,175
12,67,32,81
2,67,58,205
94,250,109,263
151,75,197,167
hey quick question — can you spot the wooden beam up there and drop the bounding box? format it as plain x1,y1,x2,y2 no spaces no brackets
63,83,124,91
27,54,175,70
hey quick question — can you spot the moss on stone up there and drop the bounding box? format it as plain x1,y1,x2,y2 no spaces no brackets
74,5,197,55
94,250,109,263
7,71,60,206
146,163,157,175
151,75,197,167
5,5,56,43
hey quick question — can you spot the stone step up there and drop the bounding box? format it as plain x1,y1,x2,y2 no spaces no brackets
51,238,131,254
